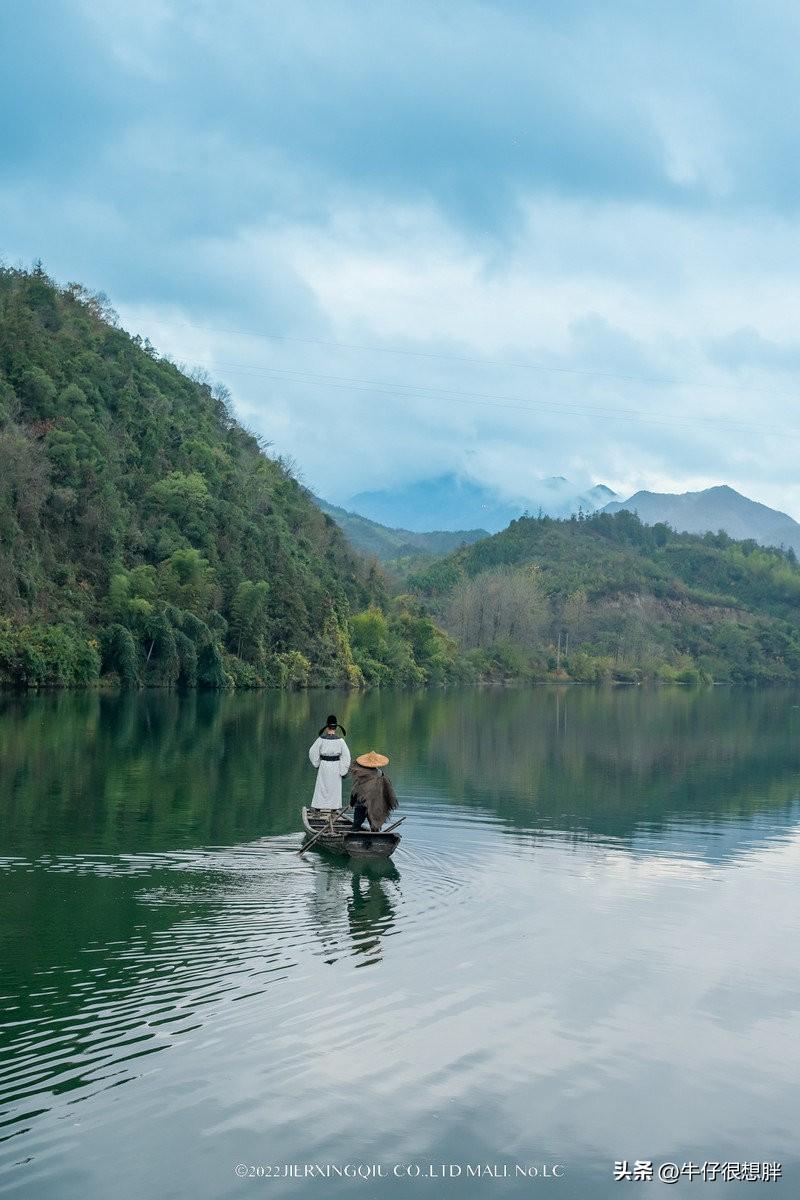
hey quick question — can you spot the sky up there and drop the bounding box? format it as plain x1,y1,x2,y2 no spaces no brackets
3,0,800,515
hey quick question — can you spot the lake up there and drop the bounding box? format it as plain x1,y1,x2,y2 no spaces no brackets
1,687,800,1198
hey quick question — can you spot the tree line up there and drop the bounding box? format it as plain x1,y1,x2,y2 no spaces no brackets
0,266,458,689
407,510,800,685
3,263,800,690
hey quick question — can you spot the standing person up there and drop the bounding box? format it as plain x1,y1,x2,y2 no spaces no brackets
308,715,351,810
349,751,398,831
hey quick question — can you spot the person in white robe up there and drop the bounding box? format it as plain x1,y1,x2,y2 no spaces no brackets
308,714,351,809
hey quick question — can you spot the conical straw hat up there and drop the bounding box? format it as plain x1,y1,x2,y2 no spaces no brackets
356,750,389,768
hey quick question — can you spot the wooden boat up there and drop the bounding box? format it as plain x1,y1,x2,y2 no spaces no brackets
301,806,402,859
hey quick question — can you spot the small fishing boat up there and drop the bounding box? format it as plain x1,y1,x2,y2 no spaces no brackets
301,806,403,859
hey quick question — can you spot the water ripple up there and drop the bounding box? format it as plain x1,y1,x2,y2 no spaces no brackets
4,780,800,1194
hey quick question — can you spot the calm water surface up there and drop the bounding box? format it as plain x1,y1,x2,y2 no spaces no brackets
1,688,800,1198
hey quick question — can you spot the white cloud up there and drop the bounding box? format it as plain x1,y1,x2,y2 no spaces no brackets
6,0,800,515
111,190,800,514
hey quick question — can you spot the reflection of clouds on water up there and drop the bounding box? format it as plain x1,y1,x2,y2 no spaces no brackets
5,689,800,1198
447,824,800,1155
289,822,800,1178
4,820,800,1199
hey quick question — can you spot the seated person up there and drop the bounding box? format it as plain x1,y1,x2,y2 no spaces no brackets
349,751,398,831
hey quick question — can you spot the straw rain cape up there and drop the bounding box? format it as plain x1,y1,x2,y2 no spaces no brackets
350,763,398,831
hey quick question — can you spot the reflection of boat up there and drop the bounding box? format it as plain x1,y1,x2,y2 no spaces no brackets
305,856,402,966
347,860,400,962
301,807,402,859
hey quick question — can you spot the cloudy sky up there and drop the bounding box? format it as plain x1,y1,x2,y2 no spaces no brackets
3,0,800,514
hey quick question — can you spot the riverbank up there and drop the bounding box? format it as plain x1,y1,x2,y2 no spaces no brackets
0,612,741,691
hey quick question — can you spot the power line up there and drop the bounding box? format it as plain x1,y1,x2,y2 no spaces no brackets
173,356,799,441
138,314,798,399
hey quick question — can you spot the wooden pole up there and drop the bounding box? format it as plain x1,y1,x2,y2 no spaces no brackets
298,808,351,855
379,815,407,835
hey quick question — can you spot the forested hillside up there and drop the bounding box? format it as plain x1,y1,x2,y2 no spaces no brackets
4,265,800,692
0,266,458,688
315,496,487,562
408,510,800,685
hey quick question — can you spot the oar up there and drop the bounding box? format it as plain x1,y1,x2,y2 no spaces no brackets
347,816,410,835
352,815,407,836
381,815,407,835
298,808,352,855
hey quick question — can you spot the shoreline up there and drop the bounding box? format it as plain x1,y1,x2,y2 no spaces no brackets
0,676,752,694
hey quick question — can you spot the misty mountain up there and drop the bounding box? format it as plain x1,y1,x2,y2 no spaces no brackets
315,497,487,561
603,485,800,555
347,473,617,533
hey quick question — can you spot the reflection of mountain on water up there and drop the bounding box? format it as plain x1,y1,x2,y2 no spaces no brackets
5,686,800,1184
0,690,320,856
3,686,799,866
481,802,800,868
306,858,401,967
393,687,800,853
626,803,800,866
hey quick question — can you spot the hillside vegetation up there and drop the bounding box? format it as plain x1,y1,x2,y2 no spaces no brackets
408,510,800,685
314,496,486,563
3,265,800,691
0,266,459,688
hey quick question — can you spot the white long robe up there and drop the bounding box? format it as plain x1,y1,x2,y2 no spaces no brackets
308,736,351,809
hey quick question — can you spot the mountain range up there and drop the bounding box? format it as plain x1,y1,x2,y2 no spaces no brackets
333,474,800,561
4,266,800,690
603,485,800,556
345,473,617,533
314,497,487,561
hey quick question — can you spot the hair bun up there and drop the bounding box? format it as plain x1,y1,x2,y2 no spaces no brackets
319,715,346,737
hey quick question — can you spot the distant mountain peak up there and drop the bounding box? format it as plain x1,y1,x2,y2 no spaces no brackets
603,484,800,554
315,495,487,561
345,472,617,533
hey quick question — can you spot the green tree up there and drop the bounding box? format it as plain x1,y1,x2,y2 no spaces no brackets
230,579,270,660
159,549,217,617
